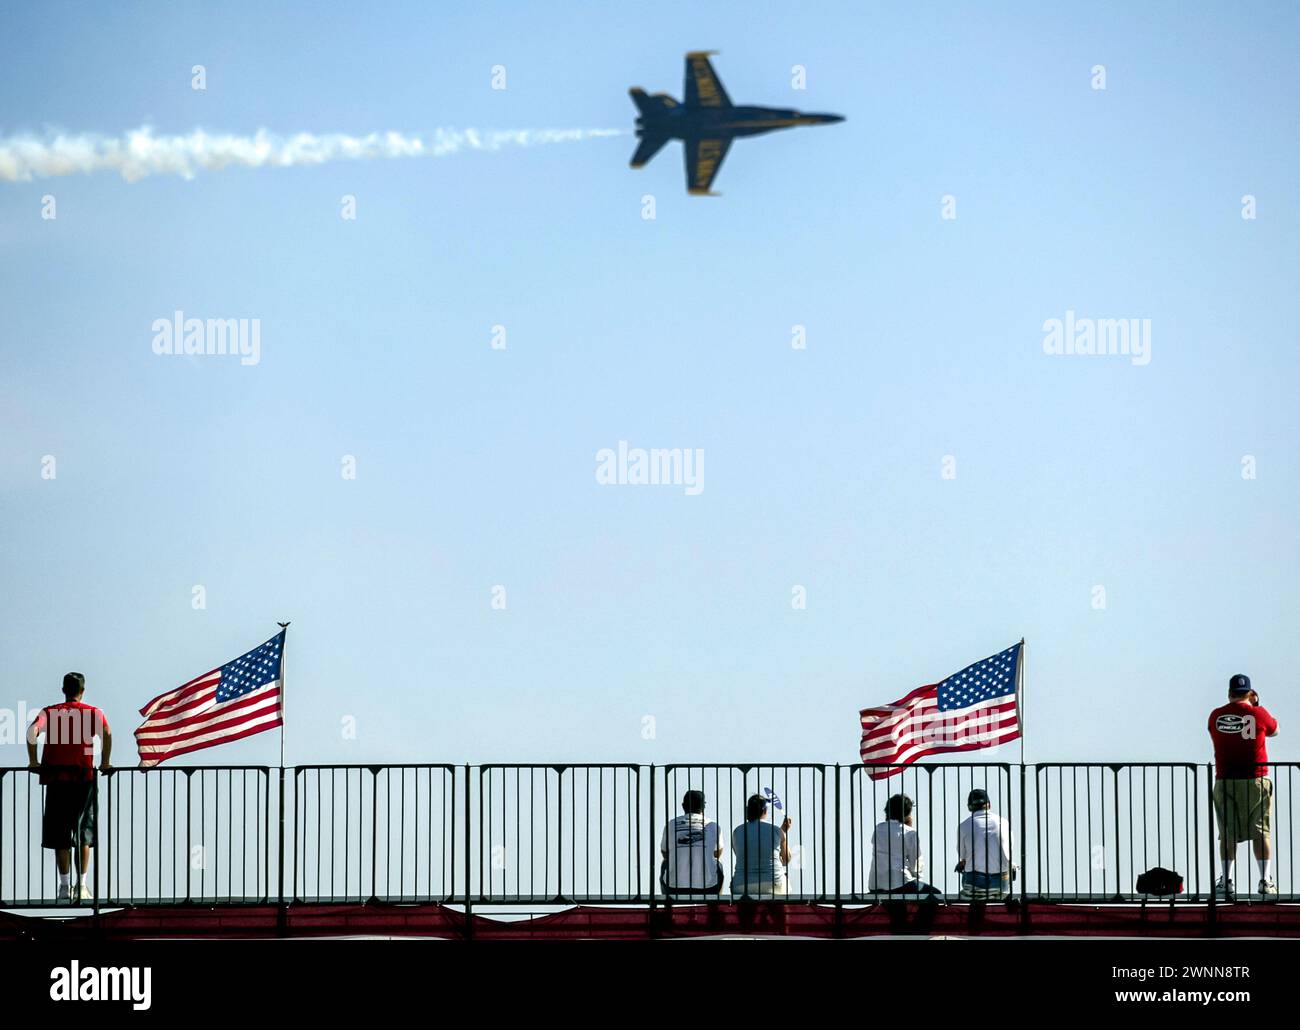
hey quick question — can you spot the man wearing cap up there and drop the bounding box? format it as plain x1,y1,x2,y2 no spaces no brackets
1208,674,1279,900
659,789,724,897
26,672,112,903
955,788,1015,900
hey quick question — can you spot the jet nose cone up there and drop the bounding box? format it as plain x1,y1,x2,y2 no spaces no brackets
798,112,845,126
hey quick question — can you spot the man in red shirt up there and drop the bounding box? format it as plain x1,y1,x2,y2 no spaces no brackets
1207,674,1278,900
26,672,112,903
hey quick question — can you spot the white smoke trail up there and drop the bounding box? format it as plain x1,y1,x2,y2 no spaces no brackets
0,126,628,182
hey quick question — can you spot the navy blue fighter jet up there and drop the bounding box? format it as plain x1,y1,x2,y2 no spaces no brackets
629,51,845,195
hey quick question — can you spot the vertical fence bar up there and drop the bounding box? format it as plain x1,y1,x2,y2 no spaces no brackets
295,767,303,904
263,770,270,903
848,767,857,899
647,763,657,935
276,766,286,935
104,770,112,907
462,763,473,940
833,764,843,935
634,767,641,901
1111,767,1122,900
368,767,378,903
92,769,101,936
1206,762,1217,931
1020,763,1029,929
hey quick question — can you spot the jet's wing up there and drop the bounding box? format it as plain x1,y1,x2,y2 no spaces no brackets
684,51,732,108
684,137,731,195
630,133,670,168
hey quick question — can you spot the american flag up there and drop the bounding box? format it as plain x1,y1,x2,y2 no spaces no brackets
135,630,286,767
859,642,1022,779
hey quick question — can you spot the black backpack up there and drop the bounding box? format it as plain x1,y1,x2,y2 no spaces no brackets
1136,866,1184,896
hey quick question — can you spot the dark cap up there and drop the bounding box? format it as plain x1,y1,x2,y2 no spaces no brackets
1229,674,1252,696
967,788,991,810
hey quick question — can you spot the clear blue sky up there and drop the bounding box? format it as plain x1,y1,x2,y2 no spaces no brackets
2,1,1297,769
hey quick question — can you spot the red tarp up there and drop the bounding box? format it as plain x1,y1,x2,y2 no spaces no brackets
2,901,1298,940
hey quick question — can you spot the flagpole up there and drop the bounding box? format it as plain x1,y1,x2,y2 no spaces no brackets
277,622,290,769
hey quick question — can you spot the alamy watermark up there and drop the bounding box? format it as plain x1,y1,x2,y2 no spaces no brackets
2,701,102,756
151,311,261,366
595,441,704,496
50,961,151,1009
1042,310,1151,366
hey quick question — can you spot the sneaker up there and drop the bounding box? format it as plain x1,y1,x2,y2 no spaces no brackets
1258,878,1278,899
55,883,70,902
1214,875,1235,901
75,883,94,904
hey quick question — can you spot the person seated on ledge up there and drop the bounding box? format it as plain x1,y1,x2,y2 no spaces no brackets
730,794,791,898
659,789,724,898
955,788,1015,900
869,793,941,897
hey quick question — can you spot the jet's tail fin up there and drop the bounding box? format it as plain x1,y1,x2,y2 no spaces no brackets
629,88,678,117
629,133,670,168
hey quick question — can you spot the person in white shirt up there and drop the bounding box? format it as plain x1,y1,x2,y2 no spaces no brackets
659,790,724,897
955,788,1015,900
868,794,940,896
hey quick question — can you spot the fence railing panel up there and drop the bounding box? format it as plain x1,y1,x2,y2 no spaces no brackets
292,765,455,903
473,765,643,902
848,763,1017,899
1272,764,1298,900
0,768,272,906
1032,764,1201,901
657,764,829,900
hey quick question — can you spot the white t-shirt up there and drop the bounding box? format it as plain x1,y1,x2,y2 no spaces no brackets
660,813,721,889
957,809,1013,874
868,820,922,891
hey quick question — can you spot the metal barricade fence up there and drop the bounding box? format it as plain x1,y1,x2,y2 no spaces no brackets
2,762,1295,908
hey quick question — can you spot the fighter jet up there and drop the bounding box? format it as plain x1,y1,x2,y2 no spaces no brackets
629,51,845,196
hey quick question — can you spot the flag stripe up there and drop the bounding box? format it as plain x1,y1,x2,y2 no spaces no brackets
861,717,1019,763
136,686,220,727
860,696,1017,754
861,701,1019,756
137,718,284,766
137,700,282,757
138,670,221,717
136,691,281,746
857,681,938,717
865,732,1022,779
136,681,275,734
138,705,282,751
